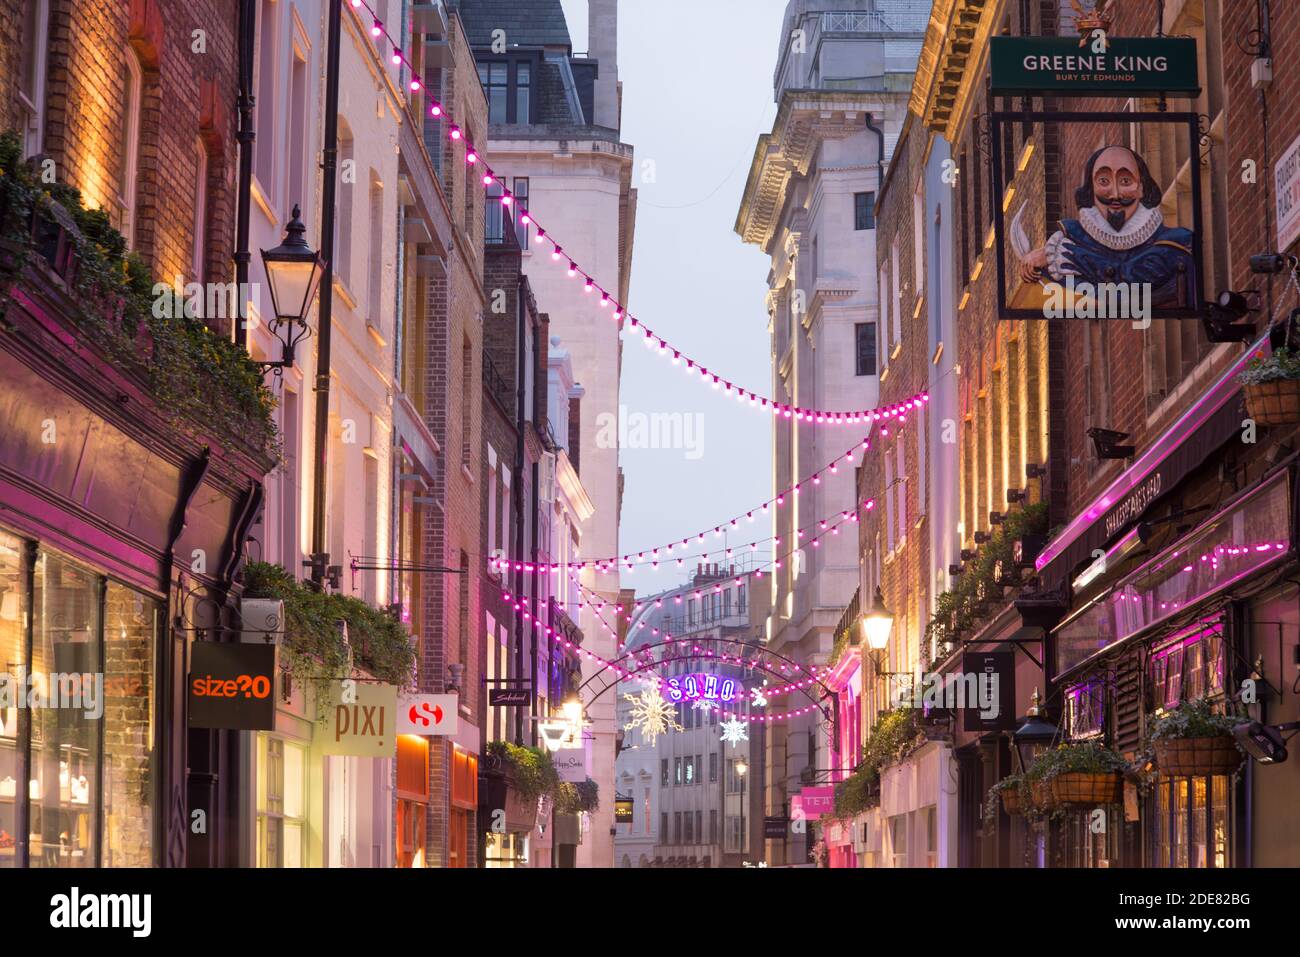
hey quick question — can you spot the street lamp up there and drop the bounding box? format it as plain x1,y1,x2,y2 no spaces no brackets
860,587,894,651
562,692,583,724
258,204,324,371
1011,688,1058,774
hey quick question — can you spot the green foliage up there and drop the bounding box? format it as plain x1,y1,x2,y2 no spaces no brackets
1146,697,1239,742
1024,741,1128,785
863,706,921,774
0,130,277,458
555,778,600,814
832,764,878,818
924,502,1049,650
486,741,560,803
242,561,416,688
1240,346,1300,385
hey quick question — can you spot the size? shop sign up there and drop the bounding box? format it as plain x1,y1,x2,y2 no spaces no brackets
321,681,398,757
397,693,459,736
188,641,277,731
990,37,1199,97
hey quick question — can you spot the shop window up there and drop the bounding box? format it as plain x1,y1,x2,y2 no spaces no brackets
889,815,907,868
102,582,158,867
257,735,306,867
31,552,101,868
0,533,26,866
1152,775,1229,868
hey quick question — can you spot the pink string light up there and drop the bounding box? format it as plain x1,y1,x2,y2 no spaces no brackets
343,0,930,425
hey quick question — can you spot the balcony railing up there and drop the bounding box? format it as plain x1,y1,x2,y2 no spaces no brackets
483,350,513,413
821,6,929,36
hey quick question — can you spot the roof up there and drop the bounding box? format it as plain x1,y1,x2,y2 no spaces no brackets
454,0,572,51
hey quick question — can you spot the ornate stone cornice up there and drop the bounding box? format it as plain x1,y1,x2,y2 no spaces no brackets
735,90,886,250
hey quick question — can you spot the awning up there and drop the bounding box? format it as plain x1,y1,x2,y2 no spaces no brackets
1035,334,1270,588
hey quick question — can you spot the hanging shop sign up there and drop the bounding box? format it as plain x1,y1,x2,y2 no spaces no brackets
799,786,834,819
990,36,1199,97
1275,132,1300,254
764,816,789,839
321,681,398,756
188,641,277,731
554,746,588,784
489,687,532,706
615,798,634,824
664,673,741,704
960,651,1017,733
397,693,459,736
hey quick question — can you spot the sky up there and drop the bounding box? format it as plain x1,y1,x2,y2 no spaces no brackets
560,0,790,595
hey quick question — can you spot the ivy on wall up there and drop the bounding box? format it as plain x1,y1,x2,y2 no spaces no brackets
0,131,278,459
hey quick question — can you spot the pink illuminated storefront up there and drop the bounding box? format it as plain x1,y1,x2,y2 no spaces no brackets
825,643,863,868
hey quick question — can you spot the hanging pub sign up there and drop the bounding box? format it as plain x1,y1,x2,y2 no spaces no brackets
764,816,789,839
553,746,588,784
960,651,1017,733
990,109,1206,321
397,693,459,735
321,681,398,757
188,641,277,731
990,36,1199,97
615,798,634,824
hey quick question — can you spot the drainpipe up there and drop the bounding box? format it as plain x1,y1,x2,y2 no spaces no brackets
233,0,256,349
865,112,886,190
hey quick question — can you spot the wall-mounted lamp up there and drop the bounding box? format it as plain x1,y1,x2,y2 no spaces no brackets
1087,427,1135,460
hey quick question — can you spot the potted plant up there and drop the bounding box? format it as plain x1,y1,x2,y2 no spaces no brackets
1026,742,1127,808
984,774,1026,818
1148,698,1244,777
1240,345,1300,426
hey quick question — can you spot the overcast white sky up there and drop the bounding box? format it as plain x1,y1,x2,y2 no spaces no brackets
560,0,789,592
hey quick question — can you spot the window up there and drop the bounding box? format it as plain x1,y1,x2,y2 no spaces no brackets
723,589,731,618
478,59,533,125
890,815,908,868
891,238,902,345
674,757,682,786
738,584,747,613
287,47,308,210
673,811,682,843
515,62,531,124
254,0,278,192
684,811,693,843
479,62,508,123
684,755,695,786
257,735,307,867
367,177,384,327
709,810,718,844
854,191,875,230
879,262,891,361
19,0,50,157
192,140,208,282
687,598,696,625
660,811,668,841
709,752,718,783
695,754,702,785
513,178,530,246
117,50,143,249
462,336,473,466
924,807,937,867
335,120,354,287
855,322,877,376
695,810,702,845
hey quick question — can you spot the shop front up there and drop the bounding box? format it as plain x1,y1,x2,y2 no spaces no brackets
879,739,955,867
1032,337,1297,868
0,250,271,867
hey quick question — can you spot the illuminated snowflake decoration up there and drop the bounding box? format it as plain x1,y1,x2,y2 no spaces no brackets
623,684,683,746
720,718,749,747
750,684,769,708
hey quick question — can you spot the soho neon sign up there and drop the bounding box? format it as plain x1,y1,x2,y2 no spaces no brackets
664,673,740,703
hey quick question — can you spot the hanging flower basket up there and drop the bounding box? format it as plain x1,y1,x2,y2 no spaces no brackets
1001,788,1023,816
1030,779,1056,811
1243,379,1300,426
1049,771,1122,807
1154,736,1243,777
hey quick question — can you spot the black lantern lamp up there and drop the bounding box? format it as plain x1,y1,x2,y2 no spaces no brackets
258,204,324,371
1011,688,1058,774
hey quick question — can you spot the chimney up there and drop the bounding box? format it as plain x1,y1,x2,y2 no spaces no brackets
588,0,619,129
